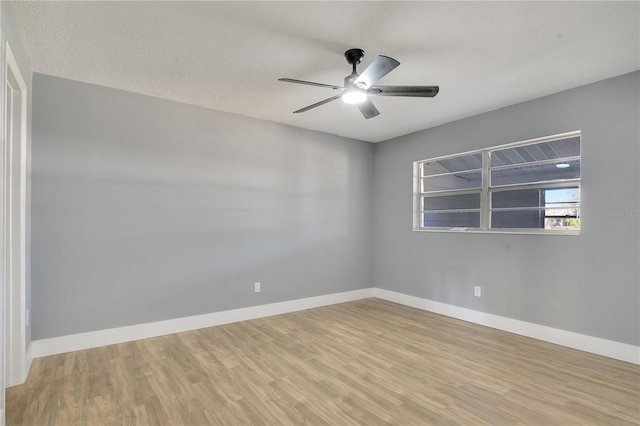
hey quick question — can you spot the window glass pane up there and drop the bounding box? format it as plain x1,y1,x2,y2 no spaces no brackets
423,211,480,228
491,208,580,230
490,136,580,167
492,187,580,209
491,159,580,186
545,207,579,216
545,206,580,231
423,193,480,211
421,171,482,192
545,187,580,209
421,153,482,177
545,213,580,230
491,209,544,229
492,189,542,209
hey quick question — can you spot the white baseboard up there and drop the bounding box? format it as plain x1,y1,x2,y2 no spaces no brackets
373,288,640,365
30,288,374,358
5,346,33,387
23,343,33,383
30,287,639,365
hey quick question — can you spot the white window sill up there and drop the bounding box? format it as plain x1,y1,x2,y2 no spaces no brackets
413,228,581,236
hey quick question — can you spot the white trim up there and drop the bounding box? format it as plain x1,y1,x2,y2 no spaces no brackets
30,288,374,358
0,5,5,421
373,288,639,365
413,228,580,236
3,42,28,387
420,168,483,179
22,344,32,384
414,130,582,164
28,287,638,365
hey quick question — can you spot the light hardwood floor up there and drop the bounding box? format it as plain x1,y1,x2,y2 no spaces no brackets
7,298,640,425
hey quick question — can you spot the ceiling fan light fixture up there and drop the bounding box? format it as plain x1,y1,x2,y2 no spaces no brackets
342,88,367,104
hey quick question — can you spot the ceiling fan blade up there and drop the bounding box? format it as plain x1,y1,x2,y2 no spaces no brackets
278,78,344,90
293,94,343,113
369,85,440,97
357,98,380,119
353,55,400,89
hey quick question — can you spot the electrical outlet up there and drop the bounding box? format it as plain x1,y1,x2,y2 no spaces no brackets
474,286,481,297
254,282,261,293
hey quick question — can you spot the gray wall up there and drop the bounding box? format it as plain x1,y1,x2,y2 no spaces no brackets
373,71,640,346
31,73,374,339
1,3,33,349
31,70,640,346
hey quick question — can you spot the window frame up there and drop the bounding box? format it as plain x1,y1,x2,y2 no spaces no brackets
413,131,581,235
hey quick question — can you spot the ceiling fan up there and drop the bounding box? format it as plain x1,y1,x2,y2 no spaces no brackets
278,48,439,119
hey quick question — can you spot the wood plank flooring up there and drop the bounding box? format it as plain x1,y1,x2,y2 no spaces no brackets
7,298,640,425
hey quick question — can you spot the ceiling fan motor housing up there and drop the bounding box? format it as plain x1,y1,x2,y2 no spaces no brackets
344,48,365,66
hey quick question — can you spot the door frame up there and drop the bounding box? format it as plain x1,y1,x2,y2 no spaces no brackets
3,41,29,388
0,6,4,424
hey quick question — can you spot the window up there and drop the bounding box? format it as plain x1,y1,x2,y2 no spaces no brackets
414,131,581,234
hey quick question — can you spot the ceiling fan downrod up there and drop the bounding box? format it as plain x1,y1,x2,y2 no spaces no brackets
344,48,364,85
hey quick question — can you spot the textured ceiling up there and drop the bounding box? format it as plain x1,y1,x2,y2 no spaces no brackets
9,1,640,143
